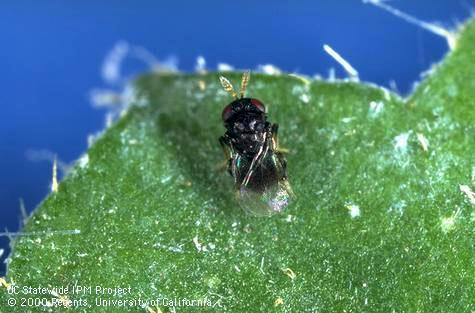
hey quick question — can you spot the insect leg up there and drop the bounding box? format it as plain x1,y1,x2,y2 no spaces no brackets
270,125,295,198
281,178,295,198
271,123,289,153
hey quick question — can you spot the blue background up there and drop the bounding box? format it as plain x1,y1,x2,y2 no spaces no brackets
1,0,474,275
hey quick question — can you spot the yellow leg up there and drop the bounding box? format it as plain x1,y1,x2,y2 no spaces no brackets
276,147,290,154
271,124,289,153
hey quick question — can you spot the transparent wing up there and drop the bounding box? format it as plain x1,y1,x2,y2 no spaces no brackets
235,152,292,216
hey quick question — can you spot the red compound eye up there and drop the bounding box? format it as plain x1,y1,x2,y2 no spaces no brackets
250,98,266,112
222,104,233,121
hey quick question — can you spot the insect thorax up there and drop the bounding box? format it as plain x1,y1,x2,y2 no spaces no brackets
225,111,269,158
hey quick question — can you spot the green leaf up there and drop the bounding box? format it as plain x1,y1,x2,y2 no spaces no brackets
2,19,475,313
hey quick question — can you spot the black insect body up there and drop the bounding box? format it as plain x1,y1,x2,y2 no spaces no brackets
222,98,267,157
218,72,292,215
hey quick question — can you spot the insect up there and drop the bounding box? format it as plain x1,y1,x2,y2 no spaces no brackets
218,71,293,215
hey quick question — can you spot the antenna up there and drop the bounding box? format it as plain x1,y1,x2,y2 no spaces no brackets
219,76,238,99
240,70,250,98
